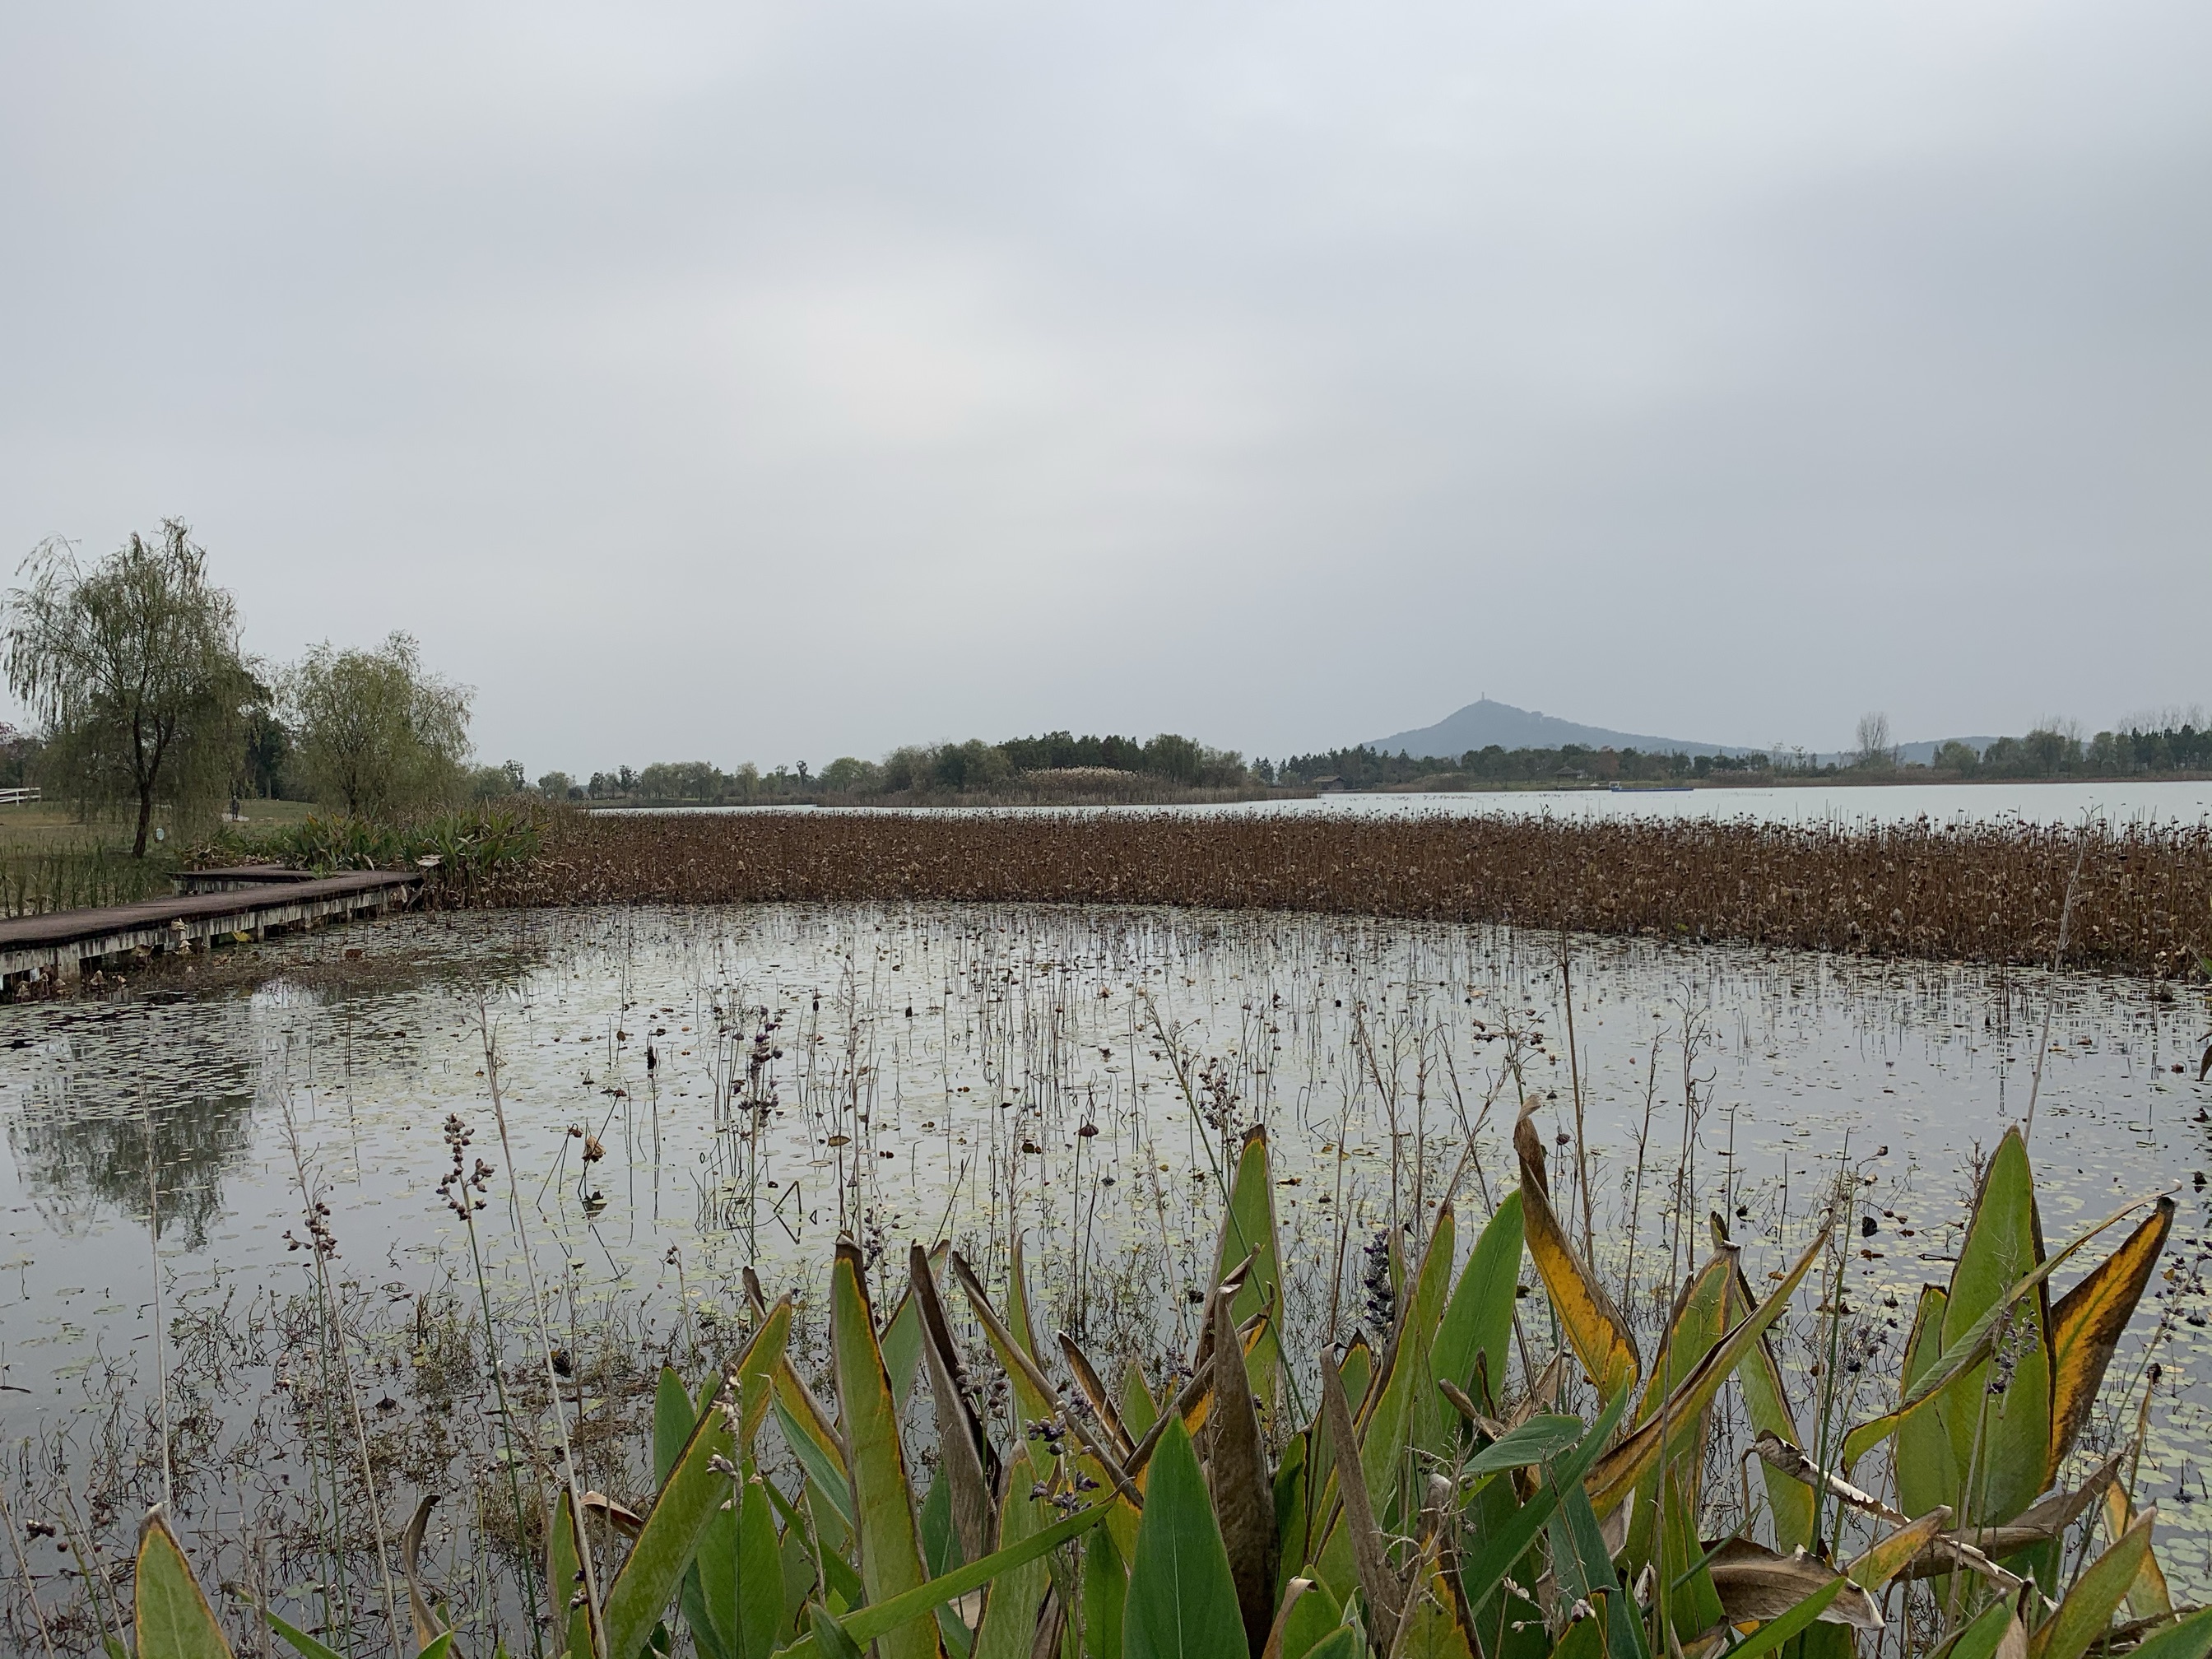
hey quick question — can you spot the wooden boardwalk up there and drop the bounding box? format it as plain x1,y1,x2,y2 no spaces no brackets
0,869,421,988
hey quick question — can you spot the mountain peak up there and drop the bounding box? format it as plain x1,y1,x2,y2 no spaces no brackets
1363,698,1750,760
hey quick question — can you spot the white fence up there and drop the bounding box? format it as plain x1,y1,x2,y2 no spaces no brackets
0,788,42,806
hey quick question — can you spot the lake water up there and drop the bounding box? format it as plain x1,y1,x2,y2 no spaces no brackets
2,902,2209,1643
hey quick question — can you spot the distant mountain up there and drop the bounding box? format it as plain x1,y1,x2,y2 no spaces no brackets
1364,698,1758,760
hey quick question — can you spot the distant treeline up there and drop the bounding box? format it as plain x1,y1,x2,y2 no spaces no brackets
578,732,1257,803
554,719,2212,806
1269,720,2212,789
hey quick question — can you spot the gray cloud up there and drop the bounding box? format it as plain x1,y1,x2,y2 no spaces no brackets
4,1,2207,771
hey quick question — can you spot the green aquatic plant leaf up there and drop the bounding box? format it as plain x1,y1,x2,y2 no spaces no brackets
769,1502,1112,1659
696,1476,784,1659
1082,1522,1127,1659
602,1360,742,1659
974,1448,1053,1659
1212,1124,1285,1405
830,1237,940,1659
2128,1606,2212,1659
1434,1190,1523,1412
1939,1127,2052,1526
2027,1507,2155,1659
135,1508,238,1659
775,1398,855,1532
546,1485,602,1659
1462,1415,1585,1482
1458,1383,1633,1620
1123,1415,1248,1659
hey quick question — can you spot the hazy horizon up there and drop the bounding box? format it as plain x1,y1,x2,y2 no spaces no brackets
5,3,2207,775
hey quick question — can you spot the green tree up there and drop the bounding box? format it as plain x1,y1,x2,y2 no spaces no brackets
1933,739,1982,776
4,520,258,856
286,631,471,816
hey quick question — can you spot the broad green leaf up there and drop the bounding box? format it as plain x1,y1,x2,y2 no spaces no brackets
1304,1631,1362,1659
809,1606,867,1659
1211,1126,1284,1405
700,1477,784,1659
2027,1508,2154,1659
1082,1524,1127,1659
1551,1477,1647,1659
774,1399,856,1532
1840,1187,2158,1476
546,1486,602,1659
974,1448,1052,1659
602,1364,743,1659
1462,1416,1584,1481
769,1501,1111,1659
2128,1606,2212,1659
264,1611,344,1659
1939,1127,2051,1526
733,1299,796,1460
656,1366,696,1486
881,1259,929,1414
1459,1384,1633,1618
1924,1601,2015,1659
1362,1202,1457,1522
1272,1432,1311,1606
2047,1199,2172,1482
1657,1466,1725,1643
1434,1190,1523,1413
1269,1579,1341,1659
1895,1285,1956,1521
829,1238,940,1659
1336,1336,1373,1419
1551,1603,1607,1659
1625,1246,1735,1568
1122,1416,1247,1659
135,1510,237,1659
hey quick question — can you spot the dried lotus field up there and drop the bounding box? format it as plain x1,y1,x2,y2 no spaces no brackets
489,808,2212,979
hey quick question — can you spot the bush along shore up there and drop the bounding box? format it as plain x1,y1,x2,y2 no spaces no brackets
480,810,2212,979
77,1113,2195,1659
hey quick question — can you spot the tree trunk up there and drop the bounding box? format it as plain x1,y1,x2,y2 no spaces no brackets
133,787,154,857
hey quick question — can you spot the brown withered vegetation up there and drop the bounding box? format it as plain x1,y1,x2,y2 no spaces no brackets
485,809,2212,976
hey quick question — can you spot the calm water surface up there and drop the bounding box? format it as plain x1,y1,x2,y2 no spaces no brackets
2,903,2209,1629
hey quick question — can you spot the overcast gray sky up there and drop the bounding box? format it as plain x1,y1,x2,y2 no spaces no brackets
3,2,2207,774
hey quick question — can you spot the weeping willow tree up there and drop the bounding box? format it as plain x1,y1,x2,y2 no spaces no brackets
3,520,259,856
286,630,472,817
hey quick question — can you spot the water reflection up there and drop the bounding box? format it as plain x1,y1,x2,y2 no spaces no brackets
6,1082,254,1249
